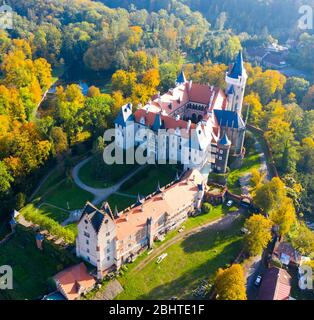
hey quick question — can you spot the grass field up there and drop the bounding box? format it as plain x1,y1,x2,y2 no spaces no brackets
120,165,179,196
21,204,69,224
32,168,66,199
116,214,244,300
0,226,78,300
79,157,138,188
43,180,93,210
106,193,137,212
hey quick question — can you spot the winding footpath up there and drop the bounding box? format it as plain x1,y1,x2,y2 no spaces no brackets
72,156,144,205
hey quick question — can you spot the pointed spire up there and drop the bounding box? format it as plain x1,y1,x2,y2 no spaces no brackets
218,132,231,146
176,70,187,86
114,206,119,219
136,193,144,206
228,51,244,79
156,181,162,193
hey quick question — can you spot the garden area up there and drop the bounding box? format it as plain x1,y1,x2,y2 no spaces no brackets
120,164,181,197
0,226,78,300
78,156,139,188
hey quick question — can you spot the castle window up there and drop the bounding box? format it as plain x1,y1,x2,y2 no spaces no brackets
217,166,221,171
84,220,88,224
86,240,89,245
106,232,110,237
220,150,223,154
219,156,222,160
84,232,90,238
107,256,110,261
107,248,110,253
87,249,90,253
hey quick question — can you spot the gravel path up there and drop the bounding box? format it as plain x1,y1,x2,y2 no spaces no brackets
72,156,145,205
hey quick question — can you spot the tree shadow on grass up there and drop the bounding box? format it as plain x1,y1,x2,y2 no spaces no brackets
136,240,243,300
181,215,243,255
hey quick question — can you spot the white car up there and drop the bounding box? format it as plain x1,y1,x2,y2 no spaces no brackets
226,200,234,207
254,275,262,286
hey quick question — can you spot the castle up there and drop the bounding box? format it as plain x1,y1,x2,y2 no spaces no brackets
114,51,247,173
76,169,206,279
76,52,248,278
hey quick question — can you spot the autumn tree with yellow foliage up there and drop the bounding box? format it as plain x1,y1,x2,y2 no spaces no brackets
215,264,247,300
244,214,273,256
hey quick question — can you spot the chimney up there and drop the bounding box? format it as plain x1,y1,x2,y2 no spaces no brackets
35,232,44,250
187,120,192,131
188,80,193,92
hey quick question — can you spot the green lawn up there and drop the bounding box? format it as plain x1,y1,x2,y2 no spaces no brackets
0,226,78,300
32,168,66,199
227,150,261,195
43,180,93,210
106,193,136,212
78,157,138,188
120,165,179,196
21,204,69,224
116,216,244,300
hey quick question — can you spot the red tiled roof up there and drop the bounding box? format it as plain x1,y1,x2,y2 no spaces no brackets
273,241,301,265
54,263,96,300
115,169,205,241
188,83,214,105
258,267,292,300
134,108,196,132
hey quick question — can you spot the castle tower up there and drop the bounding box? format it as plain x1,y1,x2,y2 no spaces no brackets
215,132,231,174
225,51,247,116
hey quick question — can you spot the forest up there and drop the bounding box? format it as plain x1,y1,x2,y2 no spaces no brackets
0,0,313,240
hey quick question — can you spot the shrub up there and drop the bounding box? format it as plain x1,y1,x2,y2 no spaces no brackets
15,193,26,210
202,202,212,214
22,206,76,243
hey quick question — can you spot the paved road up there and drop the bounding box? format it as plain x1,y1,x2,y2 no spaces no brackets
72,156,144,205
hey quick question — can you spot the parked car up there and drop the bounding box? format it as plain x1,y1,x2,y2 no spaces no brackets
254,275,262,286
226,200,233,207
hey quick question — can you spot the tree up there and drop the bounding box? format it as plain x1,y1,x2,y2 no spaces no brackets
302,85,314,111
253,177,287,213
269,197,296,236
87,86,101,98
298,137,314,174
215,264,247,300
250,168,265,192
252,70,286,104
244,214,272,256
284,77,309,104
243,93,263,126
51,127,69,159
290,223,314,257
0,161,13,193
